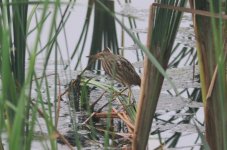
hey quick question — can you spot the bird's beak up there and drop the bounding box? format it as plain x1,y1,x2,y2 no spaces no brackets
87,54,102,63
86,54,97,59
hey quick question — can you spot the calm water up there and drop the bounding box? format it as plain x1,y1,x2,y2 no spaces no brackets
7,0,204,149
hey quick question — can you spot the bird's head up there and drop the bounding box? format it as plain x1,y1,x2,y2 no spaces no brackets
87,47,112,60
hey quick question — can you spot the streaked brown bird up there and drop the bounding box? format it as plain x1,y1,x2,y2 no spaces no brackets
88,47,141,87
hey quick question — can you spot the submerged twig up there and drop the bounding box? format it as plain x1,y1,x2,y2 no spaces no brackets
90,91,107,110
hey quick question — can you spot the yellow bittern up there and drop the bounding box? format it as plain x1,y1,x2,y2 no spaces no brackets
88,47,141,87
88,47,140,103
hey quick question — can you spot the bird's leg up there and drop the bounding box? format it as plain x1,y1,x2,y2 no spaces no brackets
119,87,128,95
128,86,137,105
112,87,127,97
116,86,132,104
128,86,132,104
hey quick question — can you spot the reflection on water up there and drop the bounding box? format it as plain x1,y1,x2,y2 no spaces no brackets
21,0,204,149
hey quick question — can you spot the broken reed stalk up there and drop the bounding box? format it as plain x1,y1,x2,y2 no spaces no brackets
132,5,156,150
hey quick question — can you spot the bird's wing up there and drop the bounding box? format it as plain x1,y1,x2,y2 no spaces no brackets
117,56,137,74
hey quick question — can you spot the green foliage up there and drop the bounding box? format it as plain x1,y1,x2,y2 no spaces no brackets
0,0,214,149
0,0,71,149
